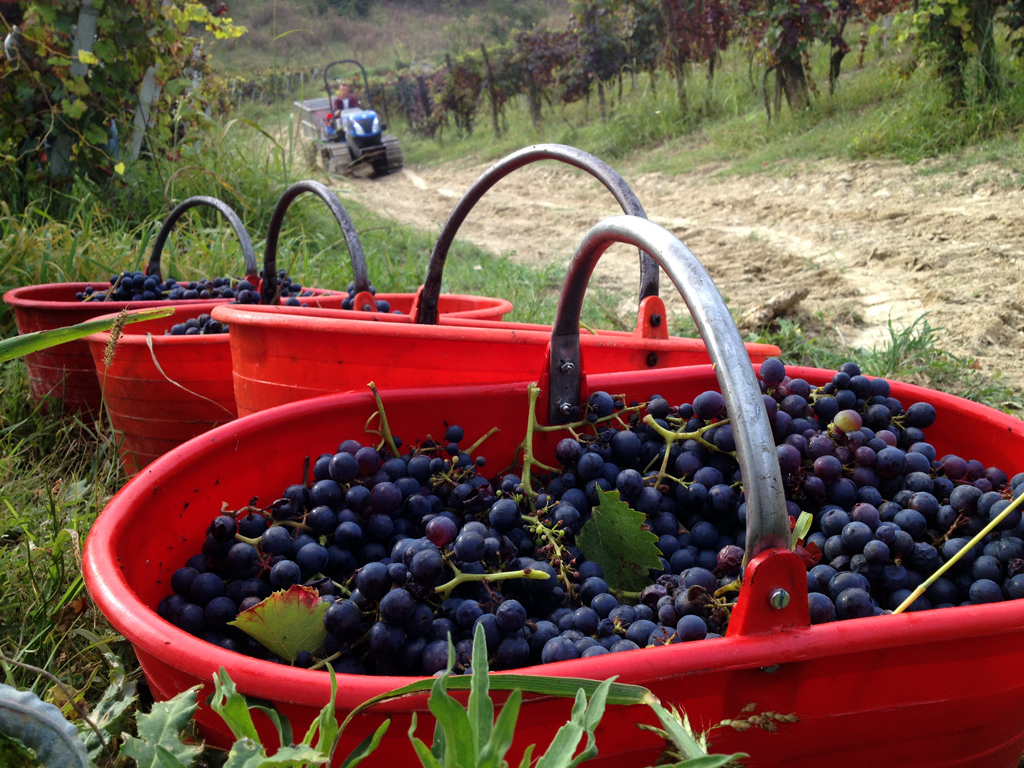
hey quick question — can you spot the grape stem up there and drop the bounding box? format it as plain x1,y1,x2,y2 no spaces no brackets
518,383,647,497
279,519,314,533
465,426,500,456
642,415,734,486
895,490,1024,614
309,650,343,671
433,563,550,599
518,383,546,498
367,381,401,457
521,513,576,593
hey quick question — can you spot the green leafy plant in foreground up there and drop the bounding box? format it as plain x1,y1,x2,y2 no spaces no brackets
0,623,748,767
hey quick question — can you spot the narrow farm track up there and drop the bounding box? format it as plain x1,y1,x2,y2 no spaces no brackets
339,156,1024,389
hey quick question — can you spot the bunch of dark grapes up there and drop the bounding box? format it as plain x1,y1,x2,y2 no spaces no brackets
165,314,228,336
77,268,313,305
157,359,1024,675
340,282,401,314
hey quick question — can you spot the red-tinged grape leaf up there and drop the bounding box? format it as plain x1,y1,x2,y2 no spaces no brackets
578,489,663,592
229,585,328,663
795,542,822,569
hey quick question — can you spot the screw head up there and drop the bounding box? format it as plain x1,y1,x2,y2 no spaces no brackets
559,360,575,374
558,401,573,416
769,588,790,609
650,313,662,327
646,352,658,367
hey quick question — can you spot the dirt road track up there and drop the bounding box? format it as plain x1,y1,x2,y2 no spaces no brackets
338,156,1024,390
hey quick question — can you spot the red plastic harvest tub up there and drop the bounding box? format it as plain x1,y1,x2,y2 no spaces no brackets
214,144,780,416
84,217,1024,767
4,196,327,416
84,308,236,476
255,179,512,320
214,298,779,417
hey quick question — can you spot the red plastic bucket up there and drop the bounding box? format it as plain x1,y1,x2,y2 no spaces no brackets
84,217,1024,766
3,194,344,416
214,144,774,417
249,179,512,321
84,308,236,476
214,298,780,417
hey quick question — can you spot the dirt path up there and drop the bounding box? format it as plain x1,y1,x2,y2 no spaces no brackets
337,156,1024,388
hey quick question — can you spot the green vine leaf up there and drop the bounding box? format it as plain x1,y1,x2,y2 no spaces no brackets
577,489,663,592
229,585,328,663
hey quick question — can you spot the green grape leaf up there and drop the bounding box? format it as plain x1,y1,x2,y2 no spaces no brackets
119,686,201,768
61,98,87,120
578,490,663,592
229,585,328,663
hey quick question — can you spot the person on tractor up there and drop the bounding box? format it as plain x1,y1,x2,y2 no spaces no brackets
334,83,360,112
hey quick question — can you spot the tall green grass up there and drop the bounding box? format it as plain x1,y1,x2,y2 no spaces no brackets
0,119,622,336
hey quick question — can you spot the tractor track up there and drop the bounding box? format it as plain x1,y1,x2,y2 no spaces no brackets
336,155,1024,394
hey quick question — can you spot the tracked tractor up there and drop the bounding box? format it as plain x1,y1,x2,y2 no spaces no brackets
295,59,402,176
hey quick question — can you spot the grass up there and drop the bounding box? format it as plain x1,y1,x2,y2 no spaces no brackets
747,315,1024,413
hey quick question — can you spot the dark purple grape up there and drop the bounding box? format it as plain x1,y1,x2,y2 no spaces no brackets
269,560,301,590
355,562,391,600
541,637,578,663
209,515,238,542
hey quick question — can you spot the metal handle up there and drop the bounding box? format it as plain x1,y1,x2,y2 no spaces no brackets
261,180,369,306
414,143,659,325
547,216,789,561
146,196,257,281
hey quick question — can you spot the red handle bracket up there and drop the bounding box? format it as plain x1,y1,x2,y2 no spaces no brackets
727,548,810,637
352,291,378,313
634,295,669,340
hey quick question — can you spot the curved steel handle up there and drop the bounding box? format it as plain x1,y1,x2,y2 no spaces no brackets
147,196,257,281
261,180,369,306
548,215,789,561
414,143,659,325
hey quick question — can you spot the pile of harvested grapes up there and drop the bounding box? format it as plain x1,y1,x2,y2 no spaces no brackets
76,268,314,304
158,359,1024,675
165,314,228,336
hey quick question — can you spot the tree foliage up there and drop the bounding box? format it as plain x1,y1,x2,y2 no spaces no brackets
0,0,243,201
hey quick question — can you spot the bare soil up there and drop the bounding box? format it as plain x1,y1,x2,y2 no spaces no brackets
340,156,1024,389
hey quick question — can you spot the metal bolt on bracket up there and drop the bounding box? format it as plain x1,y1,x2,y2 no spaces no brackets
559,360,575,374
769,588,790,609
558,401,573,416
